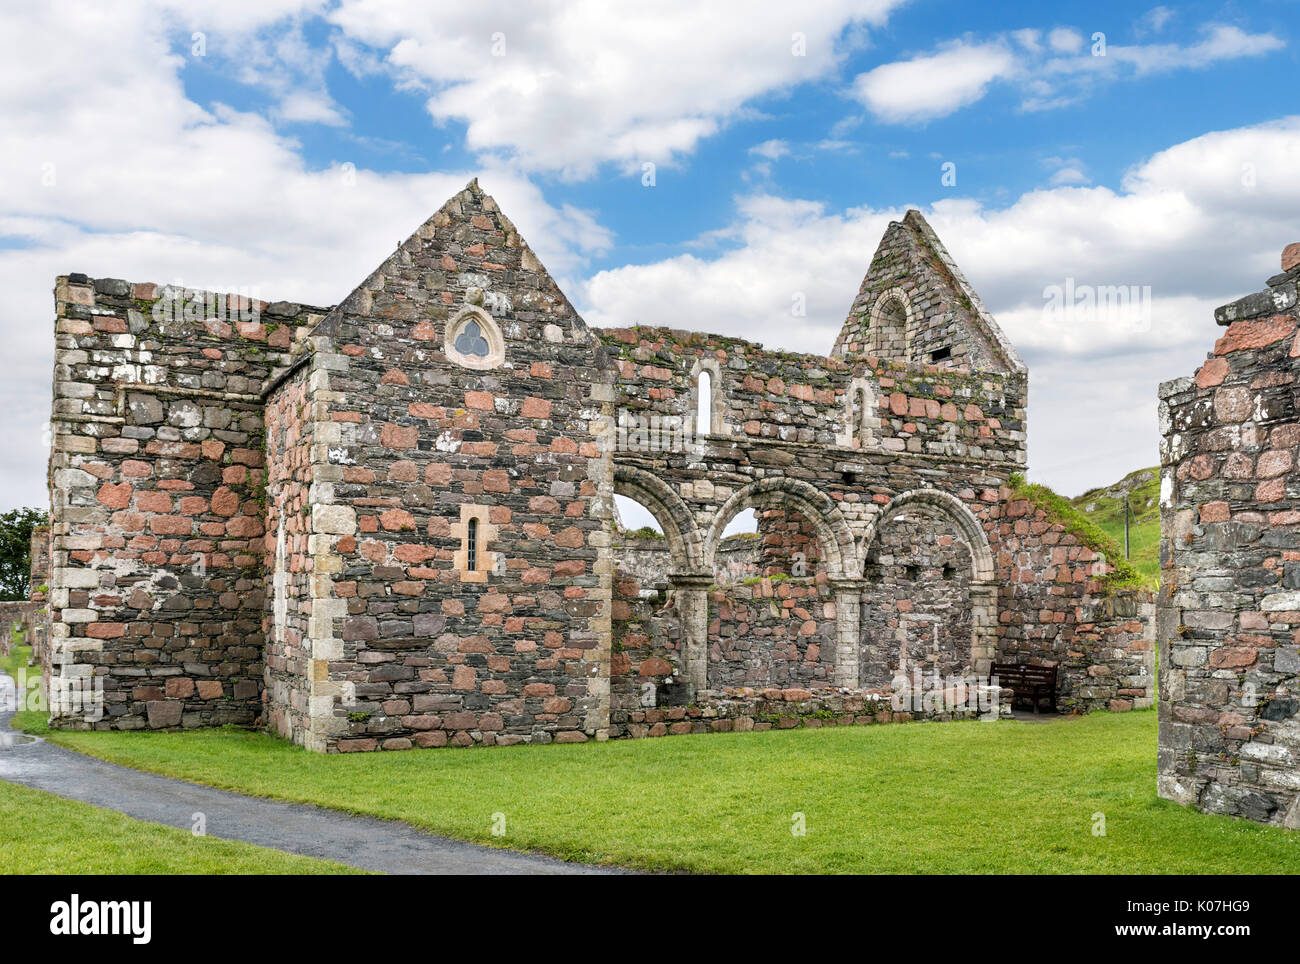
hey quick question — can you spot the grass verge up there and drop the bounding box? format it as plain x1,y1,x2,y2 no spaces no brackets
0,779,363,874
0,645,361,875
20,710,1300,874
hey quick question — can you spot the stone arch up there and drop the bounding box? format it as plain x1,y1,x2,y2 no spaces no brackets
704,477,857,580
862,488,997,676
869,287,913,358
613,464,702,572
863,489,993,580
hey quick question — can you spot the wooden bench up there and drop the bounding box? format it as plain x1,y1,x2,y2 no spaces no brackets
990,662,1058,714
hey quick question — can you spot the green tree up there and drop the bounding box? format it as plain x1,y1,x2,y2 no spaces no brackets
0,507,48,601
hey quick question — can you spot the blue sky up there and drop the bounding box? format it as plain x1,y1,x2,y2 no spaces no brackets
2,0,1299,516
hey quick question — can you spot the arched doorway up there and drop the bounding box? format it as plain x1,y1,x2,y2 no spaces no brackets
860,489,997,689
700,478,861,692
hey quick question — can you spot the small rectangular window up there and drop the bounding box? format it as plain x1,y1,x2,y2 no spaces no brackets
467,517,478,571
929,346,952,362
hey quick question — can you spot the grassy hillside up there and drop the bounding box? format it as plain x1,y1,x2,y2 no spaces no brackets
1070,467,1161,588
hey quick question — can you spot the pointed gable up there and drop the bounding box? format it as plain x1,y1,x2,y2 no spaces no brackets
315,178,595,352
833,209,1023,374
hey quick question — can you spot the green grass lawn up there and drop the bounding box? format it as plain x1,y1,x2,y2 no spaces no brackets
0,643,360,875
0,779,362,874
20,710,1300,874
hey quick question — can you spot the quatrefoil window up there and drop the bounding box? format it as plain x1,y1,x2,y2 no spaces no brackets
443,306,505,370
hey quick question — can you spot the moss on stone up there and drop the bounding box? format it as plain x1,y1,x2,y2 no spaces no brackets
1008,473,1144,591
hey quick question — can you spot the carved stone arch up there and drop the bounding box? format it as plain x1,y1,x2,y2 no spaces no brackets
862,487,997,676
612,464,702,572
704,477,857,580
444,304,506,370
869,287,914,358
688,356,726,437
863,488,993,581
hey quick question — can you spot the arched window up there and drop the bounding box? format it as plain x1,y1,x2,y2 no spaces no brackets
869,289,913,359
838,377,877,450
696,369,712,437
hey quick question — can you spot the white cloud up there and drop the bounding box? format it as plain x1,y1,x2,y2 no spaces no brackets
576,117,1300,495
327,0,909,177
750,139,792,161
1043,156,1090,186
853,21,1284,123
0,0,613,511
1047,28,1084,54
1109,24,1284,75
1136,6,1175,36
852,42,1015,123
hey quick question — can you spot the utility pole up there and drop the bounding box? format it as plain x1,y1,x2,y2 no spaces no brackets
1124,497,1131,560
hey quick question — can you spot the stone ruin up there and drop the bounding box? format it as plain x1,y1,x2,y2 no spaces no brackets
0,525,50,666
1159,242,1300,826
40,179,1153,752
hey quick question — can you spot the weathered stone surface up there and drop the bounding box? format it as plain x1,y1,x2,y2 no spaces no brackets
43,181,1146,755
1159,256,1300,825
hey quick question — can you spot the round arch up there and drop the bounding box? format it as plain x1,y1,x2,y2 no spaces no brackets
869,287,914,357
861,488,994,581
860,487,998,677
613,464,702,572
703,477,858,579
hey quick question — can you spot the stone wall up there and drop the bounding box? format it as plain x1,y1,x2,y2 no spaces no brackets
45,275,326,730
863,515,973,685
609,678,1010,740
1158,247,1300,825
990,490,1155,712
276,180,615,751
603,326,1027,465
38,181,1152,752
613,531,761,588
0,602,42,655
29,525,50,602
262,364,316,741
610,568,684,718
708,576,836,690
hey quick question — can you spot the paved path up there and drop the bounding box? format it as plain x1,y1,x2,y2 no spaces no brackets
0,674,615,875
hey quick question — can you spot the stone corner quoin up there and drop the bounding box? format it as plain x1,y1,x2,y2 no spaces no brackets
40,178,1153,754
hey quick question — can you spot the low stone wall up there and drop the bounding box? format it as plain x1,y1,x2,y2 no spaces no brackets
708,577,835,690
609,682,1009,739
1067,590,1155,712
991,490,1156,712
